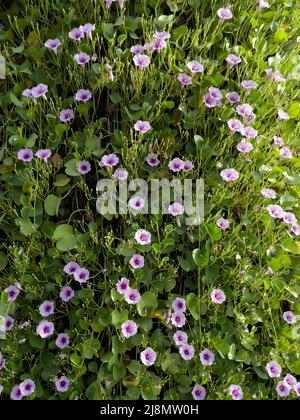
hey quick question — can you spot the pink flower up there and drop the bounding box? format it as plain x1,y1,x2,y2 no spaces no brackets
168,158,184,172
36,320,55,338
172,297,186,313
276,381,290,398
130,45,145,54
220,168,239,182
141,347,156,366
74,267,90,283
283,311,296,324
265,360,282,378
124,288,141,304
226,54,242,68
173,331,188,347
266,204,284,218
133,54,150,68
217,6,233,22
237,140,253,153
192,384,206,400
179,344,194,360
146,154,160,167
228,385,243,400
152,38,167,51
168,202,185,216
227,119,244,132
113,168,128,180
177,73,193,86
261,188,277,199
199,348,215,366
217,218,230,230
39,300,54,317
121,320,138,338
187,60,203,74
211,289,226,304
60,286,74,302
99,153,119,167
242,126,258,138
283,374,297,389
135,229,151,245
128,196,145,211
116,277,129,295
134,120,151,134
64,261,79,275
129,254,144,269
291,224,300,236
282,212,297,225
171,311,186,328
183,160,194,172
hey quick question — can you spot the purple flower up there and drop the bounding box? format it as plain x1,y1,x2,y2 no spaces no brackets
134,120,151,134
266,69,285,83
64,261,80,275
291,224,300,236
261,188,277,199
59,109,74,123
173,331,188,347
55,376,70,393
22,88,34,99
266,204,284,219
177,73,193,86
279,146,292,159
187,60,203,74
228,118,244,132
152,38,167,51
4,285,20,302
35,149,52,161
124,288,141,305
242,126,258,139
220,168,239,182
209,87,222,101
276,381,290,397
258,0,270,10
168,202,185,216
141,347,156,366
203,93,218,108
217,6,233,22
36,320,55,338
74,52,90,66
241,80,257,92
146,154,160,167
217,218,230,230
294,383,300,396
17,149,33,162
117,277,130,295
60,286,75,302
154,31,171,40
133,54,150,68
118,0,125,8
105,63,114,81
226,91,240,104
183,160,194,172
128,196,145,211
283,311,296,324
278,109,289,121
0,316,14,332
0,353,5,370
121,320,138,338
31,83,48,99
131,45,145,54
228,384,243,400
10,385,23,400
44,38,61,52
236,103,253,117
56,333,70,349
274,135,284,146
199,348,215,366
237,140,253,153
113,168,128,180
283,374,297,389
99,153,119,167
179,344,195,360
20,379,35,396
75,89,92,102
39,300,54,317
172,297,186,313
192,384,206,400
135,229,151,245
283,212,297,225
77,160,91,174
168,158,184,172
226,54,242,68
79,23,95,40
129,254,144,269
105,0,113,7
74,267,90,283
265,360,282,378
171,311,186,328
69,27,84,41
211,289,226,304
0,385,3,395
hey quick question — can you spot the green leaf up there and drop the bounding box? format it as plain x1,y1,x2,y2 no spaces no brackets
52,224,73,241
192,245,209,268
53,174,70,187
137,291,158,316
82,338,101,359
44,194,61,216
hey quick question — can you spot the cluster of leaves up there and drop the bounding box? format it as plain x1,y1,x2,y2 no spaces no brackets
0,0,300,400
